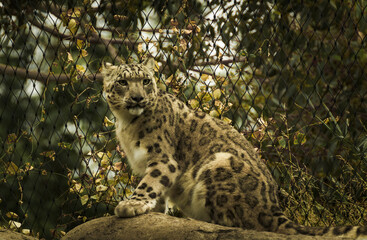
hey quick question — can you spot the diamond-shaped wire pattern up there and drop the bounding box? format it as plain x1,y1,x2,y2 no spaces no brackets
0,1,366,239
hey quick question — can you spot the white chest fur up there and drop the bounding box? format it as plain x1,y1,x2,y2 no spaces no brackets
125,146,148,176
116,121,148,176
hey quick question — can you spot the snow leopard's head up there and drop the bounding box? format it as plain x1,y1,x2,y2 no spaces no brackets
102,58,158,116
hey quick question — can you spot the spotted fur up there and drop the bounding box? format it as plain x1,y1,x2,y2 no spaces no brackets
102,58,366,238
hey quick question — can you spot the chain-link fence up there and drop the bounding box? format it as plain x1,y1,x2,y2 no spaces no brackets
0,0,366,239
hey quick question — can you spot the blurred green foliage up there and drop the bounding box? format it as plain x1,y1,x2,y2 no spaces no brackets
0,0,366,239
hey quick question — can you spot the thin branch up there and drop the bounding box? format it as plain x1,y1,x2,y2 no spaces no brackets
95,27,157,33
0,56,249,85
95,33,124,64
83,20,124,64
28,18,135,48
192,57,247,67
31,4,127,63
188,68,218,78
0,63,103,84
29,18,73,40
38,1,66,18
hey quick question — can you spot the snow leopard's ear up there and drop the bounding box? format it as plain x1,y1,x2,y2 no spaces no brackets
142,58,155,72
101,61,117,77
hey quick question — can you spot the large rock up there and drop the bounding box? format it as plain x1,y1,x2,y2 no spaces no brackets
62,212,351,240
0,228,37,240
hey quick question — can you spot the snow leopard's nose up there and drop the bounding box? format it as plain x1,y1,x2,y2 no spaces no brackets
131,96,144,103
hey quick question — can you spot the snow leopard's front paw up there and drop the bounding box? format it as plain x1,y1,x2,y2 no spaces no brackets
114,200,152,217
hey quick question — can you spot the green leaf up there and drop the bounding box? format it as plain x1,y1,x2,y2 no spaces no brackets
278,136,287,149
58,142,72,150
294,132,306,145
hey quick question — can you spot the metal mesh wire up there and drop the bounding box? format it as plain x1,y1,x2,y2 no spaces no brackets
0,0,366,239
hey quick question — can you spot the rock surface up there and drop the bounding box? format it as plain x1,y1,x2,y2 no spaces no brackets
61,212,352,240
0,228,38,240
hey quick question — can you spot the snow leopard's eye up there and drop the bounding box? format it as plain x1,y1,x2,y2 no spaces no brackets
143,79,151,85
117,79,128,86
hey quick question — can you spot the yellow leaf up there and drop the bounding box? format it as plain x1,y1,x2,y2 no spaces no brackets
90,194,98,200
294,132,307,145
71,183,82,193
97,152,104,159
137,43,143,53
9,221,21,230
22,229,31,235
113,162,123,171
6,133,17,144
170,19,178,26
124,188,133,197
154,61,159,72
40,151,56,160
67,52,73,62
214,100,223,108
6,162,18,175
201,74,209,81
68,19,78,35
209,110,220,118
101,154,110,167
96,184,108,192
165,75,174,84
103,116,114,127
76,39,85,50
188,99,199,109
179,39,187,52
24,163,34,172
84,23,96,34
81,49,88,57
202,93,212,103
71,8,81,18
222,117,232,124
113,15,128,21
76,65,86,73
213,89,221,99
6,212,18,219
80,195,89,205
58,142,72,149
183,29,192,34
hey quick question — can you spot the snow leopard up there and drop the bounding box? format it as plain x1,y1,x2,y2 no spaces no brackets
101,58,366,238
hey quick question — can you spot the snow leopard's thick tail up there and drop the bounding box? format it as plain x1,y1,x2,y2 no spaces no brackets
274,214,367,239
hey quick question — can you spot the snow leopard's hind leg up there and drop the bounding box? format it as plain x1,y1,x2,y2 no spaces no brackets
168,152,281,232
